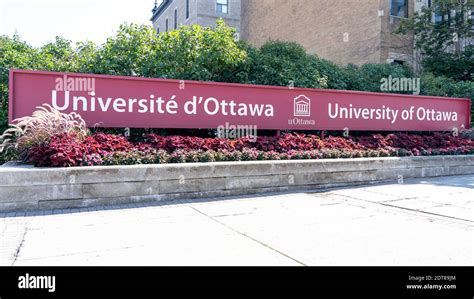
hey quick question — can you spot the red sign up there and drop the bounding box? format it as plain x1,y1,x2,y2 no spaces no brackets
9,69,471,131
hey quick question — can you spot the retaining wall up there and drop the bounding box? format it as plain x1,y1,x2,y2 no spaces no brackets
1,155,474,212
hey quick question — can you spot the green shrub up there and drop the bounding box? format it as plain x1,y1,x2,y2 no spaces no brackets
0,35,39,133
246,41,328,88
422,46,474,82
420,73,474,125
311,58,349,90
1,19,472,138
0,148,17,164
342,63,414,93
102,149,170,165
142,19,247,81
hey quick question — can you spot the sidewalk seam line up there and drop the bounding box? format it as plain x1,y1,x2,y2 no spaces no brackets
12,225,28,266
335,194,474,224
188,205,307,266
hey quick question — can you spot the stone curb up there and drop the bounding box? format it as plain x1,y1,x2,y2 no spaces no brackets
0,155,473,212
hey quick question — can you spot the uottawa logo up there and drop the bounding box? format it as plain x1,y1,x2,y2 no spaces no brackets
289,95,315,126
294,95,311,117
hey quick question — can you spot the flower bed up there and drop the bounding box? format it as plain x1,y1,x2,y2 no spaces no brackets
25,132,474,167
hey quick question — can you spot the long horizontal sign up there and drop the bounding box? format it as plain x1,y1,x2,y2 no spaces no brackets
9,69,471,131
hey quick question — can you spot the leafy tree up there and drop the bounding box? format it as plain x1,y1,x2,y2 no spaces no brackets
144,19,247,81
342,63,414,93
397,0,474,80
421,72,474,123
421,72,474,98
36,37,77,71
246,41,329,88
422,45,473,81
71,41,100,73
95,23,157,76
0,35,39,133
310,58,349,90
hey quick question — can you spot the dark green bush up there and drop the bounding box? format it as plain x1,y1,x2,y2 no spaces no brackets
342,63,415,93
1,20,473,154
0,148,17,164
420,73,474,124
246,41,328,88
422,46,474,82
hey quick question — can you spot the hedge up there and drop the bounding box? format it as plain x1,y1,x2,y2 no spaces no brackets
1,21,473,164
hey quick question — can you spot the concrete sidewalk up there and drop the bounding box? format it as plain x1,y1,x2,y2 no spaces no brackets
1,175,473,266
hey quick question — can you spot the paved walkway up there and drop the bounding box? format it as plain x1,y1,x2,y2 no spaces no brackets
1,175,473,266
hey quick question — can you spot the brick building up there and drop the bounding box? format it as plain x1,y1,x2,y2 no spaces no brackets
150,0,434,67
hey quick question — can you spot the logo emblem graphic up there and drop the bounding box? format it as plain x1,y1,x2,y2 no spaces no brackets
294,95,311,117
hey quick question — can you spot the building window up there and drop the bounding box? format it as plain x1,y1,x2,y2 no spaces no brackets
174,9,178,29
216,0,228,14
390,0,409,18
186,0,190,19
434,12,444,23
431,3,450,24
165,18,169,32
391,60,406,66
157,27,160,34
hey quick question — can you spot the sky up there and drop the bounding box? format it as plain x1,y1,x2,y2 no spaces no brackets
0,0,160,47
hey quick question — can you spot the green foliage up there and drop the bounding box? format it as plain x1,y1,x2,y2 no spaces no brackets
36,37,78,72
0,17,473,154
246,41,329,88
0,35,100,134
102,149,170,166
91,19,247,81
421,73,474,99
145,19,247,81
422,45,474,81
0,36,34,134
0,147,17,164
421,73,474,124
96,23,157,76
311,58,349,90
397,0,474,80
342,63,414,93
0,20,247,135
